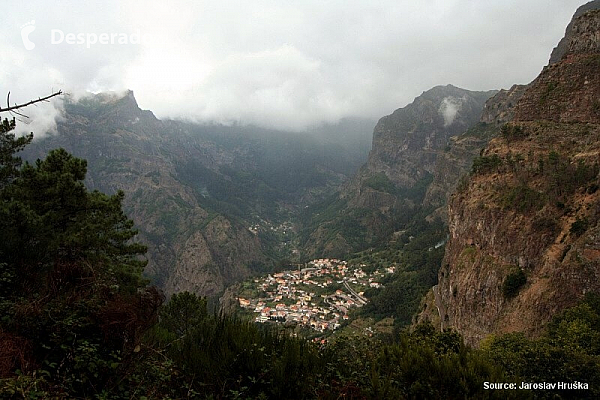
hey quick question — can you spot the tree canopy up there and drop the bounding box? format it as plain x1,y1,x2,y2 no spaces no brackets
0,118,161,397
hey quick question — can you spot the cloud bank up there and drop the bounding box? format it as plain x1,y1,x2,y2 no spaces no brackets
0,0,588,133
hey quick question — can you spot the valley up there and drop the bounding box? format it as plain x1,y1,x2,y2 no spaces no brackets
2,1,600,398
21,94,375,298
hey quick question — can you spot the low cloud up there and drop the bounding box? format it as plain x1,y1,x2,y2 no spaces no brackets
12,99,64,138
134,45,350,131
1,0,586,133
0,42,64,138
438,96,464,127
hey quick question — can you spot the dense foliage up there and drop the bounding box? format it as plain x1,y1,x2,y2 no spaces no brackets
0,118,162,398
351,215,446,328
502,268,527,299
483,293,600,399
0,118,32,189
139,292,518,399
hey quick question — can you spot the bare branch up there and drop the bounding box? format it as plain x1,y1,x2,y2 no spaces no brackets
11,109,29,119
0,90,63,114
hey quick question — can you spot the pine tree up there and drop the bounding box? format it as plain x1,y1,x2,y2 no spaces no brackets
0,120,160,397
0,118,32,189
0,148,147,294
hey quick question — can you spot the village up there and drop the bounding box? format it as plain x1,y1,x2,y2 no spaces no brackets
237,258,395,332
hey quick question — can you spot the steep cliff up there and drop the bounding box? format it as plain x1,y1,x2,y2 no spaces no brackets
428,8,600,346
424,84,528,221
359,85,494,189
302,85,496,257
480,85,528,126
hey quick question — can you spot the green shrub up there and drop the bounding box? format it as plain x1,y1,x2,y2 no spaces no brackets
501,185,546,212
592,99,600,116
484,295,600,399
501,124,528,141
570,218,589,237
471,154,502,175
456,174,470,193
364,172,396,194
540,81,559,104
502,268,527,299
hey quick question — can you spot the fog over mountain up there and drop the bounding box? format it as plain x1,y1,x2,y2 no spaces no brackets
2,0,587,135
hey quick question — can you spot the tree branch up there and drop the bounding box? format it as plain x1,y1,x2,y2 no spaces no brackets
0,90,63,114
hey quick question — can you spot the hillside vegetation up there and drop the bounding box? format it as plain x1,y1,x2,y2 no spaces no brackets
1,115,600,398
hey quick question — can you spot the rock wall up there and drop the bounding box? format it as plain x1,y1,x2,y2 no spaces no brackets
425,9,600,346
549,0,600,64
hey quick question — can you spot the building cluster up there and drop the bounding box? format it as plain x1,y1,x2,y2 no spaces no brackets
237,258,395,332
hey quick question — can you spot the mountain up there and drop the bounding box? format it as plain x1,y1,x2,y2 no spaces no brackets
420,6,600,346
23,93,374,297
301,85,496,258
549,0,600,64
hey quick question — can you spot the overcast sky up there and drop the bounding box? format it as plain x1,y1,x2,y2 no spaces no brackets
1,0,589,134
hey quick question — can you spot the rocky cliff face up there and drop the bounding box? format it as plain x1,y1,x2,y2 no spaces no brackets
426,9,600,346
359,85,495,190
422,123,498,220
515,10,600,124
165,215,264,296
480,85,528,125
302,85,495,257
424,85,529,221
549,0,600,64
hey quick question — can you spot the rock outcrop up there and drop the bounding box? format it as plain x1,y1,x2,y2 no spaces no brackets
358,85,495,190
480,85,528,125
549,0,600,64
424,84,529,221
515,10,600,124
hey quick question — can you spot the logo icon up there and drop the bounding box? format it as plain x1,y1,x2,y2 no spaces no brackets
21,20,36,50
